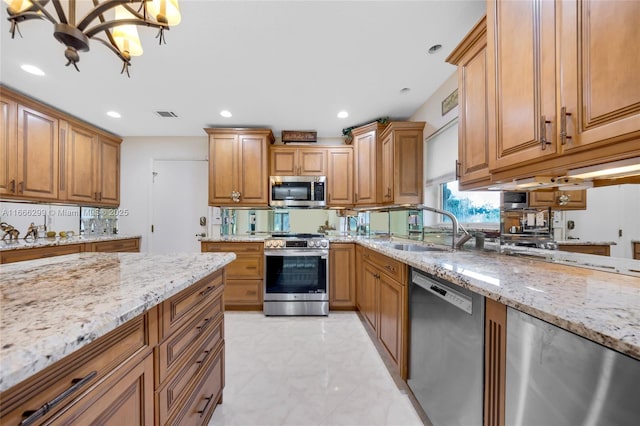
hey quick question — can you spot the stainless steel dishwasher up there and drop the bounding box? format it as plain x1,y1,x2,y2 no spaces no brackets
408,268,484,426
506,308,640,425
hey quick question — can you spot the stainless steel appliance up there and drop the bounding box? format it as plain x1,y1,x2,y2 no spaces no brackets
506,308,640,425
408,268,484,426
264,233,329,316
269,176,326,208
502,191,529,209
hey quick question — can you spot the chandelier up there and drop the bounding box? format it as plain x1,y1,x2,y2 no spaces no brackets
3,0,181,76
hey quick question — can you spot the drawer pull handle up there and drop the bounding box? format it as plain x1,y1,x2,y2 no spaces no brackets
20,370,97,426
197,394,215,417
9,179,16,193
197,317,212,333
199,285,217,298
384,265,395,273
196,350,210,365
246,266,257,270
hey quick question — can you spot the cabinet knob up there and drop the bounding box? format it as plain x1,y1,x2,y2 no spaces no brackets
231,190,241,202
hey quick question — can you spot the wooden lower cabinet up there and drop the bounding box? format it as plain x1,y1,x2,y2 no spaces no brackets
557,244,611,256
51,354,155,425
484,298,507,426
329,243,356,310
0,237,141,264
0,269,226,425
201,241,263,309
358,248,408,379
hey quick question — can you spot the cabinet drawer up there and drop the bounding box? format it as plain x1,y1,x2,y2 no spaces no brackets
363,249,406,284
226,254,263,279
0,243,83,264
160,270,224,338
50,354,154,425
0,312,153,425
166,344,224,426
158,296,224,384
157,320,224,424
91,238,140,252
225,279,262,304
201,242,263,254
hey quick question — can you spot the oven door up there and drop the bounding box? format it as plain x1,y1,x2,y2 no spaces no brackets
264,250,328,301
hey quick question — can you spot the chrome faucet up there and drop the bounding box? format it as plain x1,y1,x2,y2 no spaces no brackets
418,205,472,250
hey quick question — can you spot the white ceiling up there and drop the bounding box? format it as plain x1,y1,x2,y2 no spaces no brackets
0,0,486,138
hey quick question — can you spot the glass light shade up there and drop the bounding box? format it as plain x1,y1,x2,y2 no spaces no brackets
147,0,181,26
113,6,143,57
4,0,33,14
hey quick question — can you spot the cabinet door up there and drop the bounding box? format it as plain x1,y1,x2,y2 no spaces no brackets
237,133,269,205
353,128,378,205
329,243,356,310
208,134,237,205
1,96,17,196
454,18,491,189
361,262,378,332
52,355,154,426
487,0,558,172
16,104,59,200
529,189,586,210
98,137,121,206
380,134,393,203
327,148,353,206
560,0,640,153
270,148,297,175
378,273,404,372
393,128,423,204
66,124,99,203
298,148,327,175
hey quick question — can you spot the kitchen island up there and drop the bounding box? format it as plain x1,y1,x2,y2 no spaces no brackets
0,251,235,424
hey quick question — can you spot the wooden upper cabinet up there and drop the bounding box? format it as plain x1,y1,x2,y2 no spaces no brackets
16,104,59,200
446,17,491,190
270,146,327,176
0,95,17,196
206,128,274,206
487,0,559,173
326,147,353,206
65,123,99,203
559,0,640,153
379,122,425,205
65,125,120,206
98,136,121,206
352,122,385,206
529,189,586,210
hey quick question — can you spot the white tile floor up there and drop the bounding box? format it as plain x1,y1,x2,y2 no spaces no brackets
209,311,424,426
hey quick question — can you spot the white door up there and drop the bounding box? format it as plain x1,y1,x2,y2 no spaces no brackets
151,160,208,253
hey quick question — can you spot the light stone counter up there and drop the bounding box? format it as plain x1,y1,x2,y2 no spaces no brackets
357,239,640,361
0,251,235,392
200,234,640,359
0,234,142,251
556,240,617,246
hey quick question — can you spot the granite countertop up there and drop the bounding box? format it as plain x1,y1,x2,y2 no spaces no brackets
556,240,617,246
0,251,235,392
358,239,640,361
0,234,142,251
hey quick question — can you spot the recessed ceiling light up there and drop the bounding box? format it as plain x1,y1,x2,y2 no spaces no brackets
400,87,411,93
106,111,121,118
337,111,349,119
21,64,45,76
220,110,232,118
428,44,442,54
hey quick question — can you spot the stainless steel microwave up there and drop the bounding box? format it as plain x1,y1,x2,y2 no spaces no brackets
502,191,529,210
269,176,326,208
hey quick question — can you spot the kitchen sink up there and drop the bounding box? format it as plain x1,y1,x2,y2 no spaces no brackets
384,243,448,252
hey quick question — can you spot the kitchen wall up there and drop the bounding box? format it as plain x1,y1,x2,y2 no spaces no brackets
0,201,80,237
118,136,208,252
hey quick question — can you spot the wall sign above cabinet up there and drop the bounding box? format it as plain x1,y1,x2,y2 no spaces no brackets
281,130,317,143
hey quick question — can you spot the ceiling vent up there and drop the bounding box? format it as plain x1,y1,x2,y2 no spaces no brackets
154,110,179,118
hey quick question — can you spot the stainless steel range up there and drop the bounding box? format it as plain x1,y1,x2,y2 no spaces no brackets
263,233,329,316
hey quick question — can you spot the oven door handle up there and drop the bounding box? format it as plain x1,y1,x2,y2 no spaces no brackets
265,250,328,258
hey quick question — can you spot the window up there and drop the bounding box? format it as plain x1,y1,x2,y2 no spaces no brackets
442,181,500,223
